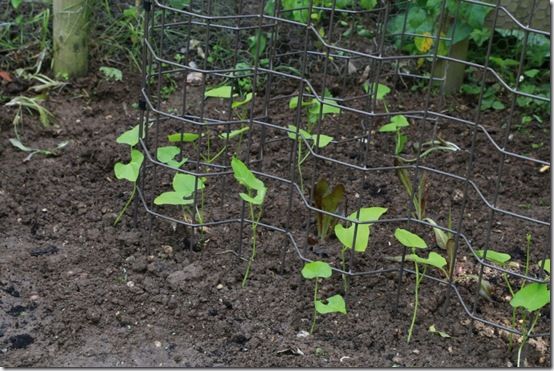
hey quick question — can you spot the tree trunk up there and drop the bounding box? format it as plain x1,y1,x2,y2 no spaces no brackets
53,0,90,78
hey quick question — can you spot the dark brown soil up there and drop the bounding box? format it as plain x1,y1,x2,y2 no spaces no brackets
0,57,551,368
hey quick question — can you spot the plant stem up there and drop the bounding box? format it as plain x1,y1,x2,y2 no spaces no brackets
242,201,260,287
340,247,349,293
113,182,136,226
310,279,319,334
517,312,540,367
297,140,304,192
407,260,425,343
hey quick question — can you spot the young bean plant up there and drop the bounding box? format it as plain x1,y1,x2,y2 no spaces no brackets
334,206,388,291
301,261,346,334
394,228,447,343
231,157,267,287
113,125,144,226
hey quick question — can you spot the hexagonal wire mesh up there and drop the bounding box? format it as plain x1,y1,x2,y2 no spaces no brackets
133,0,550,346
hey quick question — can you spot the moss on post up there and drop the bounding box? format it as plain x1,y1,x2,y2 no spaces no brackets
53,0,90,78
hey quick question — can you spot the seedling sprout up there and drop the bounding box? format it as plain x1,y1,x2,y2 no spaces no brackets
231,157,267,287
301,261,346,334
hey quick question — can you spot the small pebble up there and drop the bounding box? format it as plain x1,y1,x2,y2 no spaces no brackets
154,341,162,348
216,284,223,290
412,349,420,354
296,330,309,338
30,295,40,301
127,281,135,288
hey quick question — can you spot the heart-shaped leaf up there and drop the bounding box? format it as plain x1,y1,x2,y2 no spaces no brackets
312,134,333,148
205,85,232,99
379,115,410,132
348,207,388,223
335,224,370,252
231,157,266,205
154,191,194,205
157,146,187,168
116,125,142,146
232,92,253,109
315,294,347,314
173,173,205,197
301,261,332,279
405,251,447,270
475,249,511,265
510,283,550,312
394,228,427,249
114,149,144,182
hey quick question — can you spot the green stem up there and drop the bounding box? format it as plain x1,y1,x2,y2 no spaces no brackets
242,200,261,287
340,247,349,293
407,261,425,343
113,182,136,226
310,279,319,334
517,312,540,367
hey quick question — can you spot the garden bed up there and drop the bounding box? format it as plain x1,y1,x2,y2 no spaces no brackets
0,61,550,366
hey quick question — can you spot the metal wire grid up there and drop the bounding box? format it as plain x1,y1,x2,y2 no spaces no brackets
133,0,551,340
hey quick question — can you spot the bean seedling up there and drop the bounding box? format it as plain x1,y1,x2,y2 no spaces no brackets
113,125,145,226
335,206,388,291
394,228,447,343
231,157,267,287
301,261,346,334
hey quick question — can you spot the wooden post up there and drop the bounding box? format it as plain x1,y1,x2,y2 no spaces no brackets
433,38,469,95
53,0,90,78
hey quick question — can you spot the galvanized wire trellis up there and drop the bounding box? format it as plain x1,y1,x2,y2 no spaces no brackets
133,0,551,343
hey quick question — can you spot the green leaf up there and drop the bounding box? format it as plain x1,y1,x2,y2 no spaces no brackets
360,0,377,11
315,294,347,314
524,69,540,78
362,82,391,100
301,261,332,279
231,157,266,205
348,207,388,223
287,125,312,141
11,0,22,9
99,66,123,81
232,92,253,109
173,173,205,197
167,132,200,143
239,185,266,206
510,283,550,312
492,100,505,110
405,251,447,270
320,98,341,115
475,249,511,265
424,218,449,249
538,259,551,275
205,85,233,99
157,146,180,162
394,228,427,249
116,125,142,146
312,134,333,148
114,149,144,182
153,191,194,205
379,115,410,132
218,126,250,140
289,96,299,109
335,223,370,252
429,324,451,338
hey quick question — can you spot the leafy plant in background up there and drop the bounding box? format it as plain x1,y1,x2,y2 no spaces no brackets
301,261,346,334
387,0,492,58
394,228,447,343
231,157,267,287
335,207,387,291
113,125,145,226
313,179,345,241
99,66,123,81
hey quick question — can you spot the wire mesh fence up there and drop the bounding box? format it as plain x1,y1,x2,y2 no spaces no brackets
132,0,551,345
